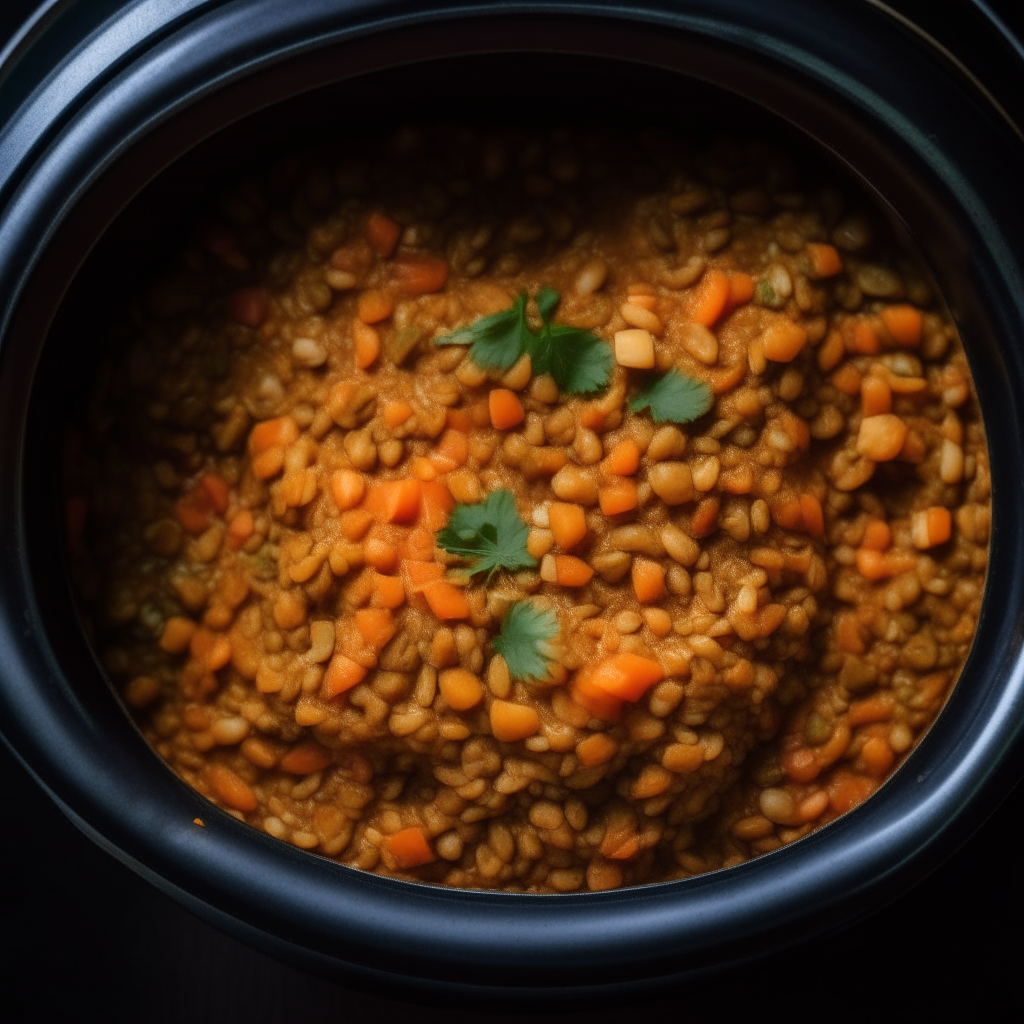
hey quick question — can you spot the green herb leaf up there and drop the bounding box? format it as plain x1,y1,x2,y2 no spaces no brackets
535,285,561,322
629,368,714,424
436,287,613,395
526,288,615,395
493,600,559,682
435,489,536,580
527,324,615,395
435,293,531,371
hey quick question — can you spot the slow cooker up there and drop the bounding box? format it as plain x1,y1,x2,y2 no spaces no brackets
2,0,1023,1002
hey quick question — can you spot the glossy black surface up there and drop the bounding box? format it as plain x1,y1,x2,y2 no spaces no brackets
2,0,1024,1000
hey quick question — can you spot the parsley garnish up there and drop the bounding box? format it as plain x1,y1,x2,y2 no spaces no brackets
435,489,536,580
493,600,559,682
629,368,713,424
436,293,533,371
436,288,613,394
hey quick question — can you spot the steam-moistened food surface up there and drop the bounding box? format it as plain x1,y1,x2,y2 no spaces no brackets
70,127,990,891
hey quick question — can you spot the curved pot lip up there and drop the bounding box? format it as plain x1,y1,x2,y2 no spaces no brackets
2,0,1024,993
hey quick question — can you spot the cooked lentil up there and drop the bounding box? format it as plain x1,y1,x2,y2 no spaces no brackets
70,126,990,891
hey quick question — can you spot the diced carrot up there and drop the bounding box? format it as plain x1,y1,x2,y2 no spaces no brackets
555,555,594,587
357,290,393,325
431,429,469,472
599,480,639,516
339,508,374,541
601,832,640,861
762,319,808,362
401,560,445,594
383,400,414,428
489,700,540,742
354,607,398,650
690,496,720,538
227,509,255,549
411,457,437,481
370,572,406,610
817,330,845,373
207,764,258,813
727,270,755,307
394,253,448,295
279,740,334,774
575,732,618,767
831,363,862,395
688,268,730,326
489,388,525,430
252,447,285,481
249,416,299,455
603,439,641,476
861,374,892,416
438,668,483,710
880,305,923,347
632,559,666,604
175,500,210,535
806,242,843,278
862,520,891,551
366,479,422,523
855,547,891,581
446,407,473,433
227,287,269,328
835,611,866,654
353,320,381,369
548,503,588,551
321,654,368,698
860,735,894,780
783,748,821,783
160,616,197,654
828,771,875,814
588,652,664,702
366,212,401,257
844,317,880,355
772,493,804,531
197,474,230,514
330,470,366,512
385,827,435,869
911,506,952,549
800,493,825,538
570,670,624,722
400,527,435,562
422,580,471,620
363,536,398,572
847,694,895,727
418,480,455,531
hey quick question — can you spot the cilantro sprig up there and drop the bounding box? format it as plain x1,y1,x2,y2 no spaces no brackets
436,489,536,581
493,600,559,682
437,288,613,395
629,368,713,425
436,293,533,371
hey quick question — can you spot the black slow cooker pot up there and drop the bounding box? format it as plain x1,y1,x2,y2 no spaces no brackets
2,0,1024,1001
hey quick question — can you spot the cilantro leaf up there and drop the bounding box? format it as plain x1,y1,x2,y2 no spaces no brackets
435,287,613,395
493,600,559,682
535,285,560,322
435,489,536,580
629,368,713,424
529,324,616,395
435,293,531,371
526,288,615,395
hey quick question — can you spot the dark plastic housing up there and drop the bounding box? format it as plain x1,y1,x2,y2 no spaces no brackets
1,0,1023,1000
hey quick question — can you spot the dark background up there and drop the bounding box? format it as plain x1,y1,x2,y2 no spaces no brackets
2,2,1023,1020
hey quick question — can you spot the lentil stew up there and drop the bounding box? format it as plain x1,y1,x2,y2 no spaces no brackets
70,126,990,892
